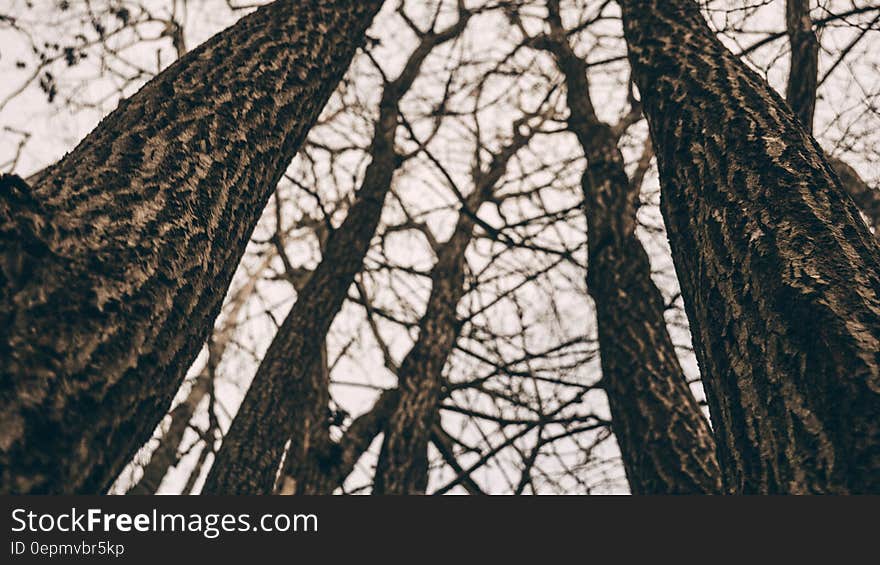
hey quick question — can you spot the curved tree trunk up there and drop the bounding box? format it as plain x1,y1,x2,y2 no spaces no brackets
618,0,880,493
371,204,475,494
0,0,383,494
373,176,485,494
201,12,470,495
537,1,720,494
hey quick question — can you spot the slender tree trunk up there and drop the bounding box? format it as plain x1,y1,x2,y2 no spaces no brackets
782,0,880,238
201,12,470,494
373,112,534,494
537,1,721,494
785,0,819,132
372,186,481,495
0,0,382,494
618,0,880,493
371,216,474,494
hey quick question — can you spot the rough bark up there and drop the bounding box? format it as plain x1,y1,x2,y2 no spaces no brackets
536,1,721,494
372,186,480,494
126,254,270,494
618,0,880,493
782,0,880,238
370,213,474,494
201,12,470,495
274,343,335,495
0,0,383,494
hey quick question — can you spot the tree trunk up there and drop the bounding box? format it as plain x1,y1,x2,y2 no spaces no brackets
371,215,477,493
372,186,480,495
201,12,470,494
126,253,269,494
0,0,382,494
373,111,535,494
274,343,336,495
618,0,880,493
538,1,721,494
785,0,819,132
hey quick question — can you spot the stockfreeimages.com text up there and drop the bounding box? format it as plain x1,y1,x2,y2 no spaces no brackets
11,508,317,539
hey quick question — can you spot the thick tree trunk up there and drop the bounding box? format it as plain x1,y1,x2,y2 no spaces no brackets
0,0,382,494
538,2,721,494
618,0,880,493
201,13,470,494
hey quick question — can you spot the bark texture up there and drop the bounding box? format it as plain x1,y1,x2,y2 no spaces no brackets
201,13,470,494
618,0,880,493
782,0,880,238
537,1,721,494
126,254,269,494
0,0,383,494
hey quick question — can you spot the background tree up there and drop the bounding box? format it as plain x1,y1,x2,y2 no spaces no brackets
782,0,880,236
529,0,721,494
